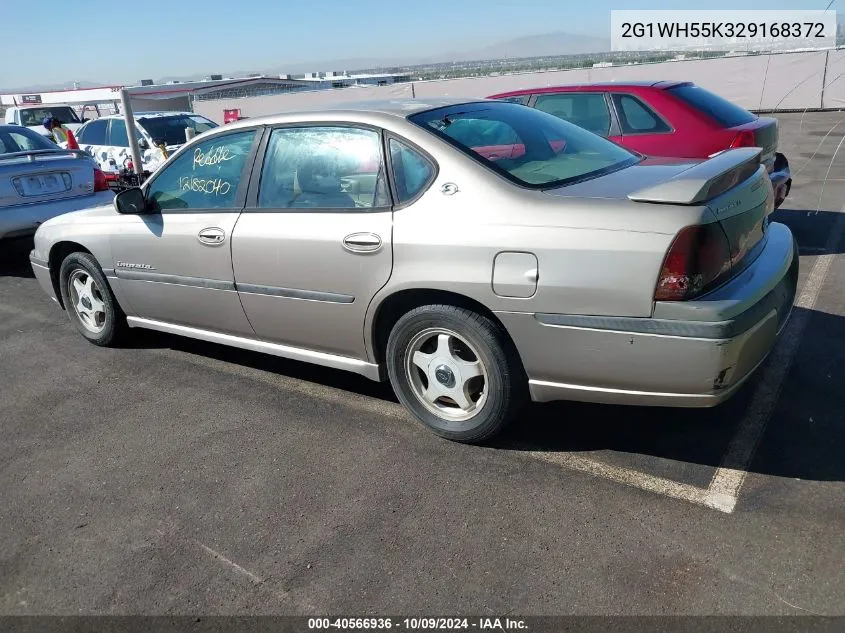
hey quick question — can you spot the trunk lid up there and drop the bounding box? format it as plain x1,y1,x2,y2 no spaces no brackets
541,156,700,201
0,150,97,209
627,147,773,286
545,148,773,290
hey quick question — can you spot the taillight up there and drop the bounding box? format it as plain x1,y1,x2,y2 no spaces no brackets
93,168,109,192
655,224,732,301
729,130,757,149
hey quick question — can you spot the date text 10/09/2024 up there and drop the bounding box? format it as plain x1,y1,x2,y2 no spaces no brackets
308,618,528,630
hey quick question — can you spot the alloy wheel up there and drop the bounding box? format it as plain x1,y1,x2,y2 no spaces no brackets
404,327,488,422
68,269,107,334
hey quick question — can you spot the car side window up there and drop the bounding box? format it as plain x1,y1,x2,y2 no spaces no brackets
257,126,388,211
78,119,107,145
145,130,256,211
612,94,671,134
533,93,611,136
389,138,435,204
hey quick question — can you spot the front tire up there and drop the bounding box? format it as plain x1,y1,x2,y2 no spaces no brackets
386,304,525,443
59,252,126,346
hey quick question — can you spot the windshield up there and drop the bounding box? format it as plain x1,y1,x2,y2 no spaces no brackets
668,84,757,127
138,115,218,146
409,101,639,188
18,106,81,127
0,126,57,154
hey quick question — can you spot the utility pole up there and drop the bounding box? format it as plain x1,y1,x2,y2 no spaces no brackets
119,89,143,176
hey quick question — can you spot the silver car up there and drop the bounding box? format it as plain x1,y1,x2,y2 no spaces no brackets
1,125,114,240
29,99,798,443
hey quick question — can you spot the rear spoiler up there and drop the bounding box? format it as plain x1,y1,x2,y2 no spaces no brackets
628,147,763,205
0,148,92,164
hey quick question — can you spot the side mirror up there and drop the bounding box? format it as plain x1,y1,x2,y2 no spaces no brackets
114,187,148,214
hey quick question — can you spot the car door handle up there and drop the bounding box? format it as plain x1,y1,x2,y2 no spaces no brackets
198,227,226,246
342,232,382,253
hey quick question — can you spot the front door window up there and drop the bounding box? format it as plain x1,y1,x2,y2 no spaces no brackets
145,130,256,211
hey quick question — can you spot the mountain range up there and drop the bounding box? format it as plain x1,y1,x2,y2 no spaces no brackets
5,16,843,94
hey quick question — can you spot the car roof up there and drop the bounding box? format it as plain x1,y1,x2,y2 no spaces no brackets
91,111,197,120
11,103,74,109
0,124,42,132
325,98,478,115
490,81,690,97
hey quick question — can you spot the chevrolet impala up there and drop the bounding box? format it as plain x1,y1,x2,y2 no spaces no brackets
29,99,798,443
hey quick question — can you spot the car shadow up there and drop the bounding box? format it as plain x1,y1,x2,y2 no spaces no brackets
133,304,844,484
772,207,845,255
131,328,399,403
0,237,36,278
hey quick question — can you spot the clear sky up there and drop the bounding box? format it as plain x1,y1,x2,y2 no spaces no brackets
1,0,838,88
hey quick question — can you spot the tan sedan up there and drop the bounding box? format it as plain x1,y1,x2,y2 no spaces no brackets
30,99,797,442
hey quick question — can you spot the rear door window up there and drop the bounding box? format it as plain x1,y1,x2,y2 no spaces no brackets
257,126,388,210
667,84,757,127
78,119,108,145
533,93,611,136
388,138,435,204
612,94,671,134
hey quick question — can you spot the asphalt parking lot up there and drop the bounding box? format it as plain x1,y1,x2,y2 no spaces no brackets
1,111,844,616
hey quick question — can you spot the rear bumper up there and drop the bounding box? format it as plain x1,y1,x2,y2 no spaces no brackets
769,152,791,209
0,190,115,240
498,222,798,407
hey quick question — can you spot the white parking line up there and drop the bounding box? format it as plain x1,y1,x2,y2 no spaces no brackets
196,540,264,585
705,210,845,512
515,449,713,508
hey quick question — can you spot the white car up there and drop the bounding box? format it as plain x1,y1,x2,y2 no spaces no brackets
74,111,217,174
4,104,84,137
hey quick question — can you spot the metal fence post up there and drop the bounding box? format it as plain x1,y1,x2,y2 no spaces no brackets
119,89,144,176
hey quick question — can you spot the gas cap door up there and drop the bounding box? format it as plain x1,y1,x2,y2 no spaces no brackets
492,251,538,299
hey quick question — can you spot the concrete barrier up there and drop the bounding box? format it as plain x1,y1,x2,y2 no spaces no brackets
193,49,845,123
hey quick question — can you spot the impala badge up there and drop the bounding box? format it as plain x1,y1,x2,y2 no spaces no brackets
116,261,155,270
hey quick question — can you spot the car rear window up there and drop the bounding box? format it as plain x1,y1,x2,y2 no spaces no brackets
668,84,756,127
18,106,81,127
138,115,217,146
409,101,639,189
0,127,56,154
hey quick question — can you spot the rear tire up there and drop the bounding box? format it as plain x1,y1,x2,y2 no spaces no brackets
59,252,127,347
386,304,525,443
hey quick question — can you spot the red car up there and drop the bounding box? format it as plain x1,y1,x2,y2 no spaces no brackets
489,81,791,208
